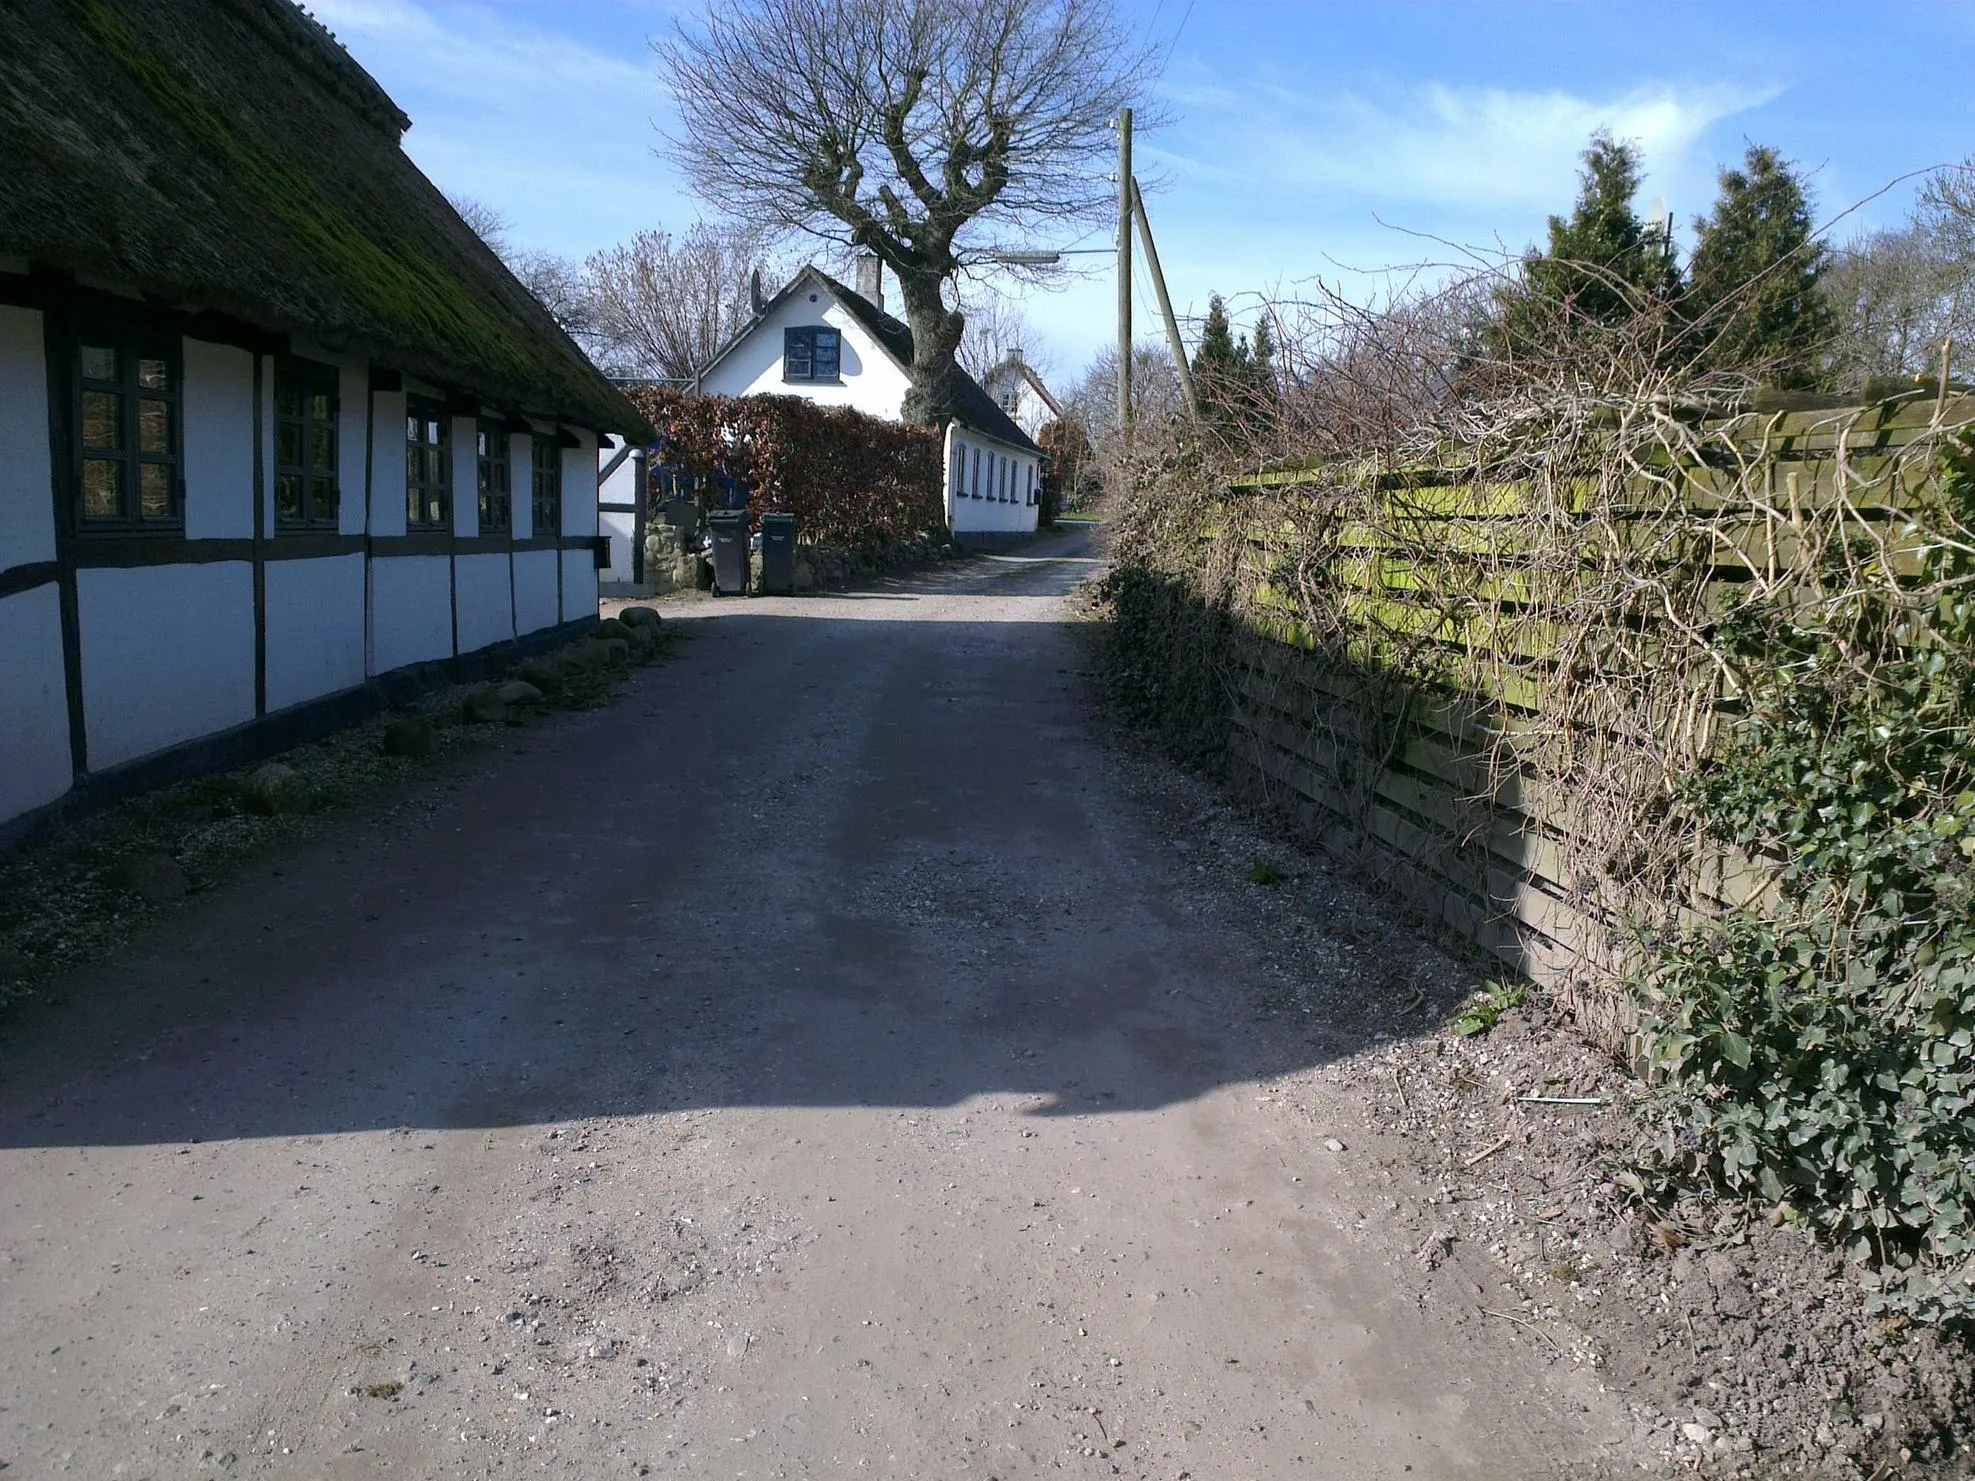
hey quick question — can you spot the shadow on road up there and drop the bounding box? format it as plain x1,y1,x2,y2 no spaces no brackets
0,529,1473,1149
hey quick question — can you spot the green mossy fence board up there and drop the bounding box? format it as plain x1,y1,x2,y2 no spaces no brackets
1163,403,1975,992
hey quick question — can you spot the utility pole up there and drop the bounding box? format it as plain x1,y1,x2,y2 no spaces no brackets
1116,106,1133,441
1133,179,1199,420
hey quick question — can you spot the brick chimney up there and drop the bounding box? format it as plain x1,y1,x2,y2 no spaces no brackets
854,254,884,313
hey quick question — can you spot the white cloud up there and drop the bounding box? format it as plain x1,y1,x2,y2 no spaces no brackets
1157,79,1777,216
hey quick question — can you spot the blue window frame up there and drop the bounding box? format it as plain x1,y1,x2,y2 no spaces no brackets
783,326,841,382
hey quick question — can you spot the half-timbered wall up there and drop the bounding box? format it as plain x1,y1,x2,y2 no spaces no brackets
0,279,610,835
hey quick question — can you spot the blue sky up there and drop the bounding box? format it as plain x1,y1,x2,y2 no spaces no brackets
312,0,1975,382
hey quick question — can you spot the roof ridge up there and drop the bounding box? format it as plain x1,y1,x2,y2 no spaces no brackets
245,0,409,136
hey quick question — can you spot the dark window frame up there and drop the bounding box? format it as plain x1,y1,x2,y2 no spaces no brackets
74,329,183,533
531,432,562,537
477,419,512,533
274,356,340,530
783,326,842,383
405,398,451,531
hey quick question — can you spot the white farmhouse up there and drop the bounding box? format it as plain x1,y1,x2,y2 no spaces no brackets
0,0,648,838
696,263,1044,543
980,349,1065,446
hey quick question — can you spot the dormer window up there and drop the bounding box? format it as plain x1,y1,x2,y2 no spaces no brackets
784,326,841,382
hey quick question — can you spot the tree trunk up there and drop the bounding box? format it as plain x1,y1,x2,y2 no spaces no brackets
894,266,965,427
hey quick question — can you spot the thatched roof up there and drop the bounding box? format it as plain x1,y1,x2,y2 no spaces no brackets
0,0,649,437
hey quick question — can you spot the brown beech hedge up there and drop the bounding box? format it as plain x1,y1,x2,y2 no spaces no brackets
624,386,945,550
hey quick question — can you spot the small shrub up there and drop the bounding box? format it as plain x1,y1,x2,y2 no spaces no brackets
1248,858,1284,887
1453,980,1525,1036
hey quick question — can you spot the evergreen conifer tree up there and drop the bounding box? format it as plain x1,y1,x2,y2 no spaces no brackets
1192,293,1253,439
1496,132,1681,358
1685,146,1834,388
1244,315,1279,434
1193,295,1245,379
1249,316,1276,396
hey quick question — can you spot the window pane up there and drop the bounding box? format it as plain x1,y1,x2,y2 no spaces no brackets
406,444,420,487
309,426,334,473
426,418,442,445
276,472,303,521
138,397,170,454
309,478,336,523
81,344,117,382
277,423,302,467
406,414,419,442
276,376,300,417
308,390,332,421
426,494,446,526
82,390,121,450
137,358,169,392
139,462,172,518
82,459,121,518
815,330,840,378
477,429,489,458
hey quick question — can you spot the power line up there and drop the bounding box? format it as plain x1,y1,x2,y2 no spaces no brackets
1163,0,1197,66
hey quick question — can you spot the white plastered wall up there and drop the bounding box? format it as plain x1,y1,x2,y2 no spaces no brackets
947,429,1040,536
560,429,597,622
597,447,637,585
511,431,534,540
76,563,256,770
0,585,73,820
369,555,453,673
264,554,366,712
182,338,256,540
697,285,912,421
451,413,478,539
455,553,513,653
514,548,559,634
337,365,370,537
368,387,409,539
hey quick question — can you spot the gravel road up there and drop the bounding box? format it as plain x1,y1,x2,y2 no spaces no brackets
0,527,1646,1478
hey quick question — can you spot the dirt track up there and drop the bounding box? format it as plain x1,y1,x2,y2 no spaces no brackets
0,528,1647,1477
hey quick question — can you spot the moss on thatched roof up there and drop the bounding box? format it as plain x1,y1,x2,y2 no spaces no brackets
0,0,648,437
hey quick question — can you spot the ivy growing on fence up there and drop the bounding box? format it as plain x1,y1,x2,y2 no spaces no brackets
1100,397,1975,1324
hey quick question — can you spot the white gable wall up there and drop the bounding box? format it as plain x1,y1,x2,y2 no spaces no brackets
698,285,912,422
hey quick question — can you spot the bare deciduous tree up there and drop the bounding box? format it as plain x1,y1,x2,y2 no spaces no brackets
448,193,509,252
955,293,1049,383
583,223,779,382
657,0,1160,424
1061,341,1182,443
1822,228,1959,384
507,250,594,337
